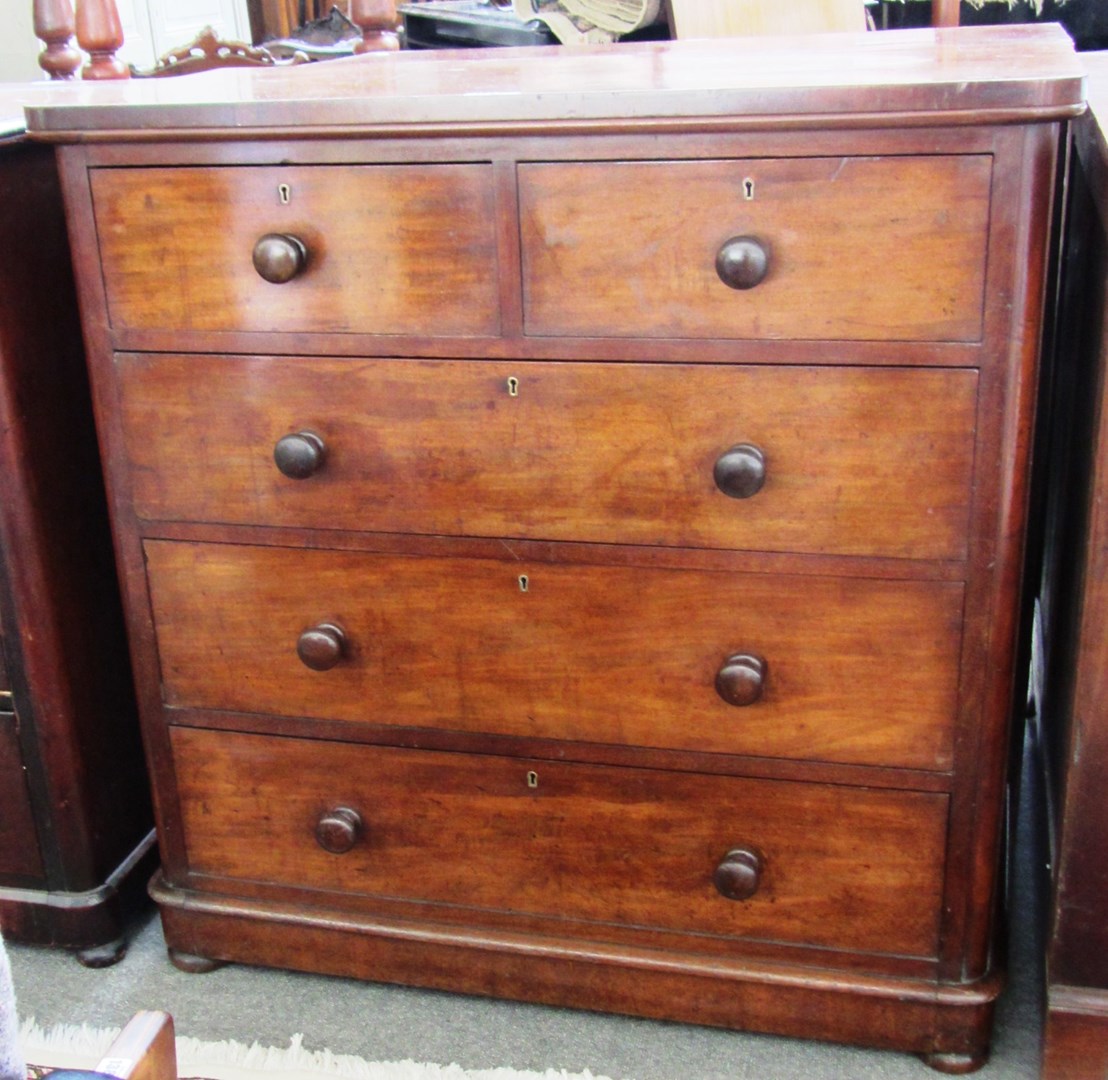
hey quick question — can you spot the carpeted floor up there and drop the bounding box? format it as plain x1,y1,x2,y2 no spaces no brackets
6,747,1048,1080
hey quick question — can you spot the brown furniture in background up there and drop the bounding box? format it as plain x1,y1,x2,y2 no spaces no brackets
93,1011,177,1080
33,0,400,80
25,24,1081,1069
1029,51,1108,1080
0,101,153,966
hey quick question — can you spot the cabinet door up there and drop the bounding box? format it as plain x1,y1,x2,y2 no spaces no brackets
0,713,43,883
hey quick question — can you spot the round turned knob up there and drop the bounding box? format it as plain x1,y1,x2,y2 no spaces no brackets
714,847,763,901
252,233,308,284
713,443,766,500
315,807,363,854
297,622,346,672
274,431,327,480
715,653,767,707
715,236,770,290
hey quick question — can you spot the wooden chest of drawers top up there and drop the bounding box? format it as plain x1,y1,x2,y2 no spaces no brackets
24,24,1082,138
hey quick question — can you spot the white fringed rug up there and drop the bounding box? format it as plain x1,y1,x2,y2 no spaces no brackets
18,1019,626,1080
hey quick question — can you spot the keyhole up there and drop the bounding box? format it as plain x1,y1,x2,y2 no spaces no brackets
507,376,520,397
526,771,539,789
518,574,529,593
743,178,755,200
278,183,291,205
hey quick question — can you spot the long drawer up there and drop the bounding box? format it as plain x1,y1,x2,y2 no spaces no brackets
146,540,963,770
90,165,500,337
519,156,991,341
119,355,978,560
170,726,949,959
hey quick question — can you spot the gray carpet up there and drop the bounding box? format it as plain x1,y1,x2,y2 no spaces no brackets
6,757,1046,1080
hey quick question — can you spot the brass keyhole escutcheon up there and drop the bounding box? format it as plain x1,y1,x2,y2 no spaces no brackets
507,376,520,397
526,771,539,789
518,574,529,593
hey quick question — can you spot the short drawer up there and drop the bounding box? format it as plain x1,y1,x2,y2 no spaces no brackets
90,165,499,337
519,156,991,341
171,727,949,959
147,541,963,771
119,354,978,561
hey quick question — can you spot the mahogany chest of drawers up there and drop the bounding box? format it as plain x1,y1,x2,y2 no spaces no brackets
27,25,1083,1069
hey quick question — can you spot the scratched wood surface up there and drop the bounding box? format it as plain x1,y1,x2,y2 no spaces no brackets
520,156,991,342
146,539,963,771
118,354,978,560
171,725,949,958
91,164,499,336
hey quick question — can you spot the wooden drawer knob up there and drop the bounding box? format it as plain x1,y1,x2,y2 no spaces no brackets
715,653,767,707
713,443,766,499
253,233,308,284
297,622,346,671
716,236,770,290
714,847,763,901
274,431,326,479
315,807,363,854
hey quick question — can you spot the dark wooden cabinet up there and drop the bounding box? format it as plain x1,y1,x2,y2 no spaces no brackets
0,126,153,965
28,25,1081,1065
1030,51,1108,1080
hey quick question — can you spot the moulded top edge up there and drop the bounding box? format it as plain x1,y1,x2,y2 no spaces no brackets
19,23,1086,139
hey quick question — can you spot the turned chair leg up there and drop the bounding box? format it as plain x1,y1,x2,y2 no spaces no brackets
33,0,81,79
75,0,130,80
350,0,400,52
931,0,960,27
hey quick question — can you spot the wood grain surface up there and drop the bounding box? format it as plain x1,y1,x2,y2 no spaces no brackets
21,25,1084,139
118,355,978,560
146,540,963,770
171,726,949,958
0,719,44,880
520,156,991,341
91,164,499,335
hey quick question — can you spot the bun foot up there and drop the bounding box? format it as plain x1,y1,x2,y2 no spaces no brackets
75,938,127,968
168,948,224,974
921,1049,988,1074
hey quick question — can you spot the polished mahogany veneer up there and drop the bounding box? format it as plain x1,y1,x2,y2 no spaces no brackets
26,25,1083,1071
1030,50,1108,1080
0,99,152,963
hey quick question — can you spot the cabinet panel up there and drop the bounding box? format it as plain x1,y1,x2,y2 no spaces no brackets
172,726,949,958
91,165,500,337
520,156,991,342
147,540,964,770
119,355,978,560
0,715,43,881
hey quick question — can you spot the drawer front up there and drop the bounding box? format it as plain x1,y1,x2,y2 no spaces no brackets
90,165,500,337
119,355,978,561
519,156,991,341
171,727,949,958
147,541,963,770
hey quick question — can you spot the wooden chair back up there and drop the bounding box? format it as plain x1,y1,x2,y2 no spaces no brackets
32,0,401,79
